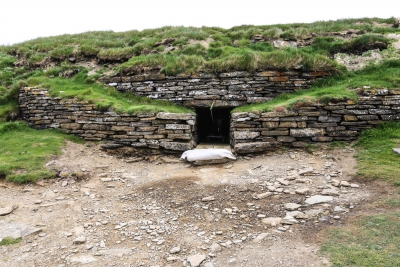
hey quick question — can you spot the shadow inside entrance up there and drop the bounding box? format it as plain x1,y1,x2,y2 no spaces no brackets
195,107,232,148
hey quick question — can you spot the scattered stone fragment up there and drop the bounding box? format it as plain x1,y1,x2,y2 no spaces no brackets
0,206,14,216
0,221,42,239
350,184,360,188
210,243,222,252
305,195,333,205
295,188,309,195
296,212,308,219
330,179,340,187
284,203,301,211
261,217,282,226
73,236,86,244
167,256,179,262
255,192,273,199
321,189,340,196
299,167,314,175
340,181,350,187
187,255,206,267
277,178,289,186
202,196,215,202
100,178,113,182
170,246,181,254
204,262,215,267
252,233,268,243
281,216,299,225
334,206,346,212
101,249,131,257
69,255,97,264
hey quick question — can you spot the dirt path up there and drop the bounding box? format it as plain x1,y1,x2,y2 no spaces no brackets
0,142,379,267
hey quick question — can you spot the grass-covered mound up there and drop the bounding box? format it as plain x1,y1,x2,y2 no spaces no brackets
233,60,400,113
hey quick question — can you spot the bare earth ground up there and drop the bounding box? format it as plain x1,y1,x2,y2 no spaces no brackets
0,142,395,267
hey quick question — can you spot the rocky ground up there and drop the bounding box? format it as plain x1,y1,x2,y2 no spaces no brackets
0,141,385,267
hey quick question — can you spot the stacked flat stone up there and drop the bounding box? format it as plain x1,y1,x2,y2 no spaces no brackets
102,71,330,107
19,87,196,152
231,89,400,153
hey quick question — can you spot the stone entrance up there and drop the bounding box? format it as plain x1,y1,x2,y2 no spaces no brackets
195,107,233,145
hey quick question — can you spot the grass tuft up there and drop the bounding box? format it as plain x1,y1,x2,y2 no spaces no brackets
0,237,22,246
322,213,400,267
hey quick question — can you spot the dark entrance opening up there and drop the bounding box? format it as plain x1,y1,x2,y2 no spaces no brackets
196,107,233,144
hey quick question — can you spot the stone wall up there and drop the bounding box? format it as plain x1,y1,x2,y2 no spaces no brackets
102,71,331,108
231,89,400,153
18,87,197,152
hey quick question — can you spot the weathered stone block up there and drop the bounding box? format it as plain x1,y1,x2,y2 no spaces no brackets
290,128,325,137
312,136,333,142
168,133,192,140
111,126,135,132
269,76,290,82
234,141,281,154
277,136,296,142
234,131,260,139
343,115,358,121
261,130,289,136
144,135,165,139
60,123,82,130
160,141,193,151
381,114,400,120
308,122,338,128
165,124,191,130
263,121,279,128
318,116,341,122
279,121,297,128
369,109,396,115
297,121,307,128
156,112,195,120
280,116,308,121
327,130,358,137
261,111,298,118
127,131,154,136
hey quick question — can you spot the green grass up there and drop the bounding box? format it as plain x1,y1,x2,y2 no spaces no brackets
321,121,400,266
19,69,192,114
233,59,400,113
355,121,400,182
0,17,398,79
0,237,22,246
0,121,83,183
322,213,400,267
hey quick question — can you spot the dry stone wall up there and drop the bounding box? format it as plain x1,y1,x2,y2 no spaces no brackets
231,89,400,153
18,87,197,152
102,71,331,107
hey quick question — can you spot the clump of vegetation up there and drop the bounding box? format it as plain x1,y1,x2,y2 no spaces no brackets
233,59,400,113
356,121,400,182
322,212,400,267
0,237,22,246
0,122,82,183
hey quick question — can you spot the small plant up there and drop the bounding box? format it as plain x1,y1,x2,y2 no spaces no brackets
0,237,22,246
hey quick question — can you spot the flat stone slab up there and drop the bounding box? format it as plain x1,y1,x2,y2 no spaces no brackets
392,148,400,155
187,254,206,267
0,221,42,239
0,206,14,216
69,255,97,264
305,195,333,205
100,248,131,257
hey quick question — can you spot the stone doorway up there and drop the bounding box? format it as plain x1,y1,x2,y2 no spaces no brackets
195,107,233,147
